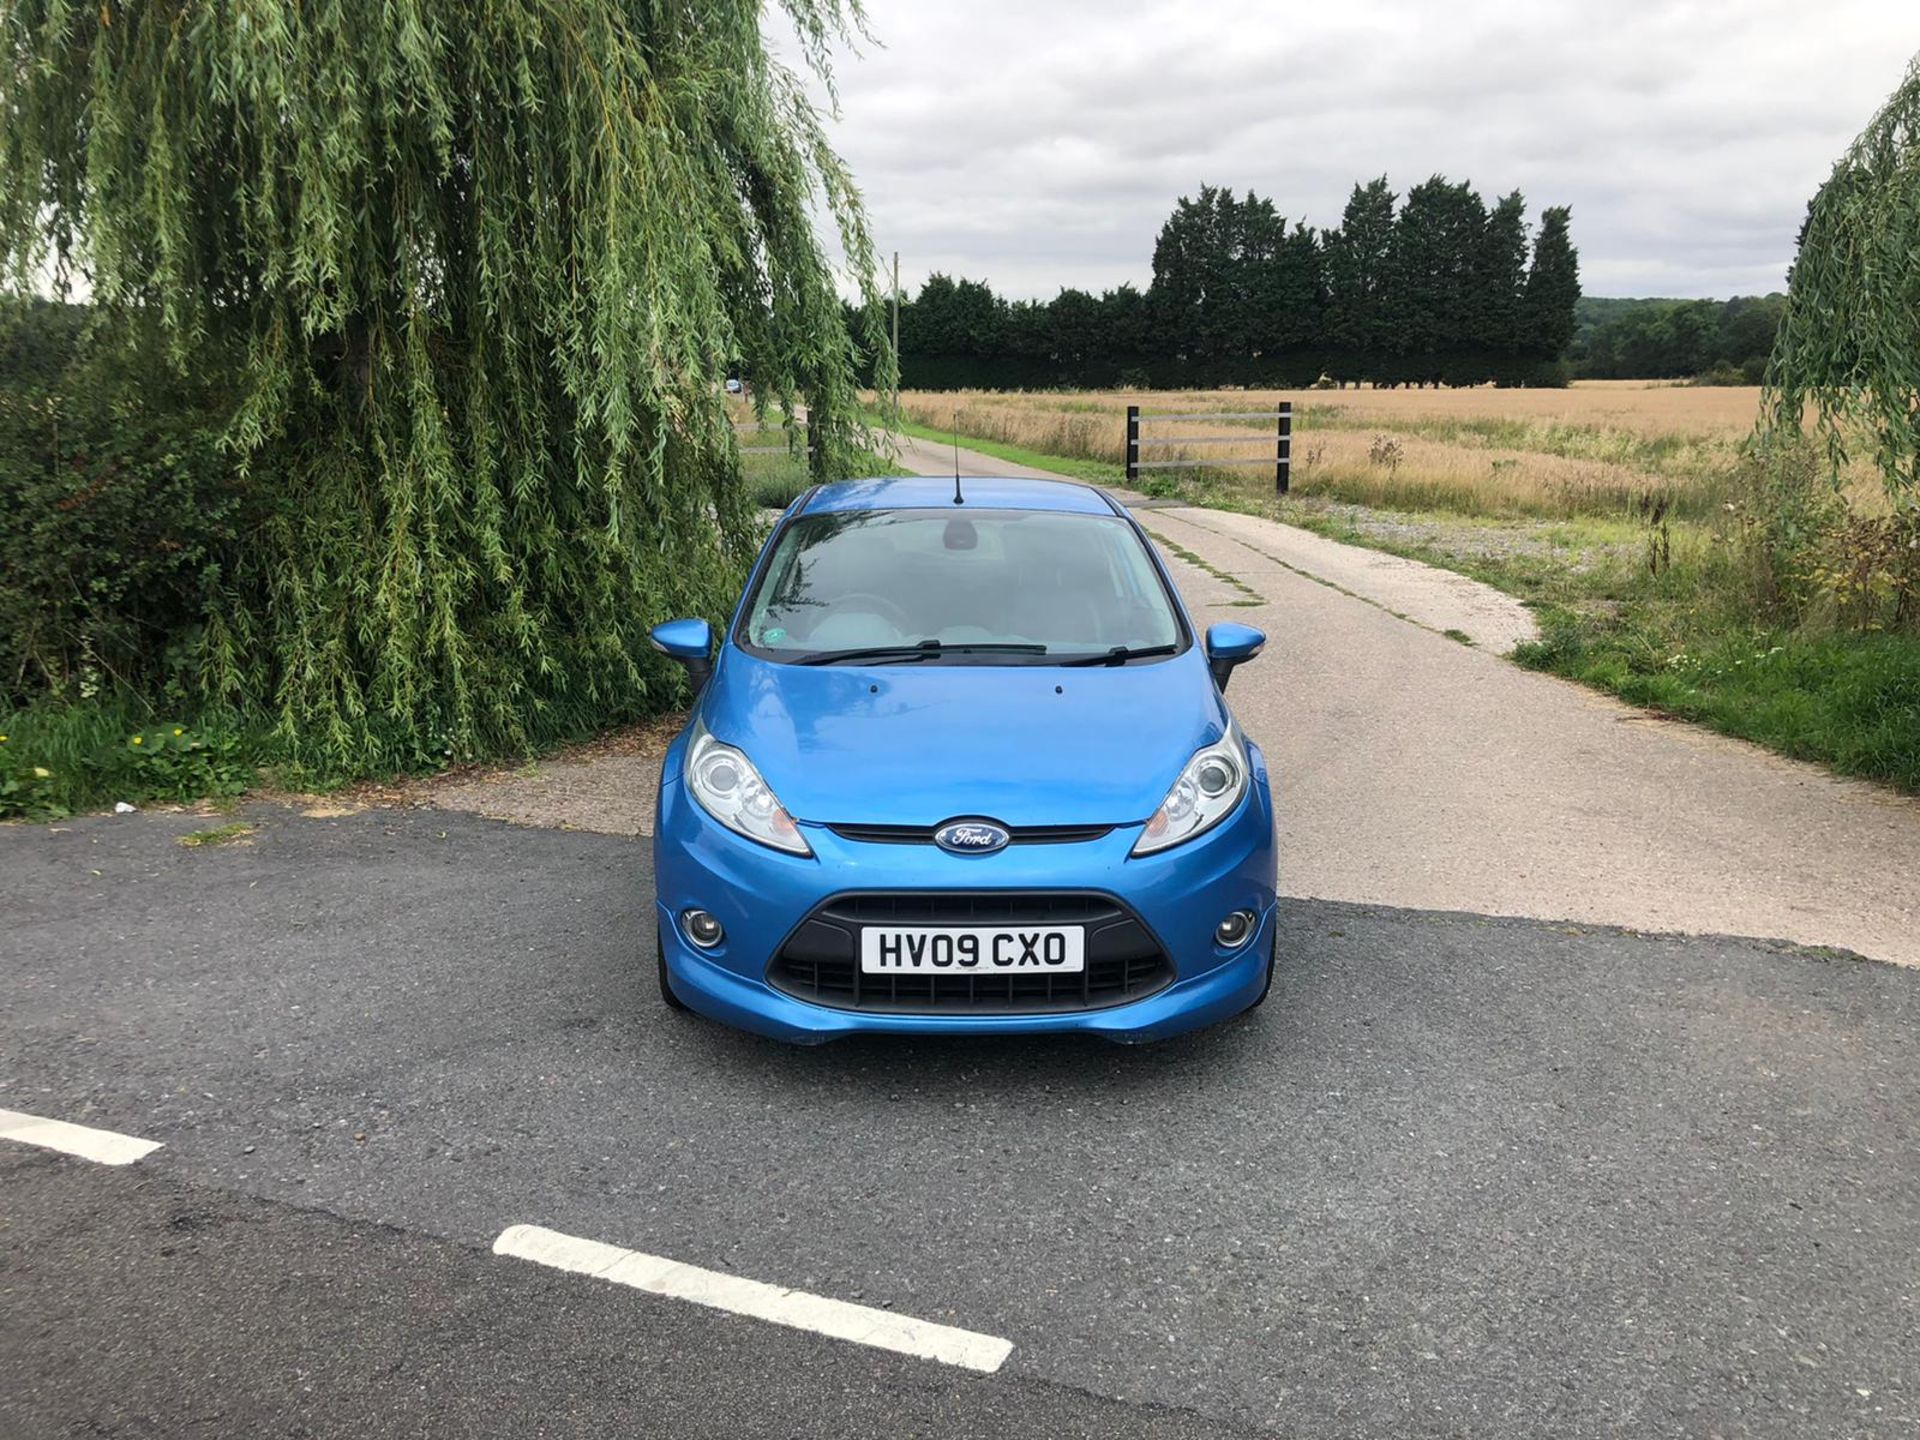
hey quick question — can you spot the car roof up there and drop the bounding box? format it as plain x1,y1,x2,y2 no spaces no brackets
797,476,1122,517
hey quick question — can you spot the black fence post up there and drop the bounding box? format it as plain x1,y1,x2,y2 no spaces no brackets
1276,401,1292,496
1125,405,1140,484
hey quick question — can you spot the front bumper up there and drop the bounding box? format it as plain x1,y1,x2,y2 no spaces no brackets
651,743,1276,1044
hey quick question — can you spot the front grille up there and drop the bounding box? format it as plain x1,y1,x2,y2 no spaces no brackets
768,892,1174,1014
827,823,1114,846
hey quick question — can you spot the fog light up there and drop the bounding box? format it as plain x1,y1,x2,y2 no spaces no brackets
1214,909,1256,948
681,908,724,949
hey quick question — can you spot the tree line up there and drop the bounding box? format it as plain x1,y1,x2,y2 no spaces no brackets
1570,295,1787,384
879,178,1582,390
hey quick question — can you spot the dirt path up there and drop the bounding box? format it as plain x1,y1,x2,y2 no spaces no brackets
884,432,1075,483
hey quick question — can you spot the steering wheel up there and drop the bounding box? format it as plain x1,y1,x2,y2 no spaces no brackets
830,591,914,631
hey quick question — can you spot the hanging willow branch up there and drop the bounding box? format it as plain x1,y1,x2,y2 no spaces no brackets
1766,51,1920,502
0,0,895,771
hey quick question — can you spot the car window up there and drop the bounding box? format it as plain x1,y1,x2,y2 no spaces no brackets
739,508,1183,662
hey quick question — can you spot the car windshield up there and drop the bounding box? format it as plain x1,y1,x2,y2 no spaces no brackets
739,507,1184,664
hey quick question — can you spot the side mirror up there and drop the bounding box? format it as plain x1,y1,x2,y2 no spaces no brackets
650,618,715,693
1204,622,1265,692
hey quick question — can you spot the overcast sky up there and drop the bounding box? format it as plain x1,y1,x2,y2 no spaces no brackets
787,0,1919,301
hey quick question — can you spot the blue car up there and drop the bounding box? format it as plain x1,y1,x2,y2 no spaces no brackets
648,476,1276,1043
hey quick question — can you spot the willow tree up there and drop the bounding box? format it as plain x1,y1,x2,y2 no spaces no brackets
1767,52,1920,501
0,0,893,771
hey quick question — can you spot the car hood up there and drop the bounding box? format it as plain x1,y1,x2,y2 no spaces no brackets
697,650,1227,828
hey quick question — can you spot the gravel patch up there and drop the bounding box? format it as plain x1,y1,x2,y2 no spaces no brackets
1280,497,1632,572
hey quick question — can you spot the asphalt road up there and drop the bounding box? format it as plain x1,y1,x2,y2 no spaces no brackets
2,1148,1233,1439
6,805,1917,1437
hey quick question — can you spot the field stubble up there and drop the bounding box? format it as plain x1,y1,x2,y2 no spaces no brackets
894,382,1874,520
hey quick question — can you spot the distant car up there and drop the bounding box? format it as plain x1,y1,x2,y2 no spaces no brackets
649,476,1276,1043
724,377,744,395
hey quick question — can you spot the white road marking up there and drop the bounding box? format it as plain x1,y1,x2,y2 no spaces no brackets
0,1108,163,1166
493,1223,1013,1373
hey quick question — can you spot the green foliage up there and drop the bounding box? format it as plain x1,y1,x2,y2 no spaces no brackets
0,731,63,818
0,301,246,704
1324,178,1397,356
1799,510,1920,630
1767,52,1920,502
1473,192,1530,353
1722,436,1842,617
1387,177,1487,360
900,274,1008,358
0,695,253,817
0,0,894,784
1150,185,1326,361
745,469,817,512
123,722,252,806
1516,615,1920,791
1522,207,1580,358
1735,413,1919,640
1571,295,1786,381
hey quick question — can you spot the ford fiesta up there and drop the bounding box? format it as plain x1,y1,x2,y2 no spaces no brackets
648,476,1276,1043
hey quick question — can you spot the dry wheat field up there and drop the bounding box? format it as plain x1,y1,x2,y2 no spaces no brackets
894,382,1818,518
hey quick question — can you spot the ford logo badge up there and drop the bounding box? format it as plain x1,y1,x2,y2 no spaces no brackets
934,819,1011,855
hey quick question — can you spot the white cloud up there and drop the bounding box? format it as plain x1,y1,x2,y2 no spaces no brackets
781,0,1920,299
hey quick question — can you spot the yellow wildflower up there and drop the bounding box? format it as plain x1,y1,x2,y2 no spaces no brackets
172,727,184,736
32,766,50,779
132,735,144,745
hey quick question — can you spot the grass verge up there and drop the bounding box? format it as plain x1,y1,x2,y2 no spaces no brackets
1521,615,1920,786
1273,500,1920,792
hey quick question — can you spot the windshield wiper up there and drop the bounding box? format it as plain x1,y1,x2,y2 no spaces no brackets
1059,643,1181,667
794,640,1049,666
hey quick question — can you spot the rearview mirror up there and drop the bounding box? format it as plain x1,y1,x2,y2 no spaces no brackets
1204,622,1265,692
650,618,715,693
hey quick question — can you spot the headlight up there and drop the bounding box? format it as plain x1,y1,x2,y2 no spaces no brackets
686,722,812,856
1131,725,1249,856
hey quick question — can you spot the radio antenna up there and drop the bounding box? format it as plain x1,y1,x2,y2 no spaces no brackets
952,414,964,505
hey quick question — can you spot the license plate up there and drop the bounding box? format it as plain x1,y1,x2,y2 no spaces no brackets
859,925,1086,975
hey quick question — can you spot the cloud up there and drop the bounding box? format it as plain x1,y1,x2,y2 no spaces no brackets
782,0,1920,299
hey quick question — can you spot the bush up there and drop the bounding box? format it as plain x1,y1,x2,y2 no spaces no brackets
1726,437,1844,620
0,304,276,816
122,722,253,805
1798,509,1920,632
0,733,63,819
1725,435,1920,635
1690,363,1752,387
0,302,248,707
